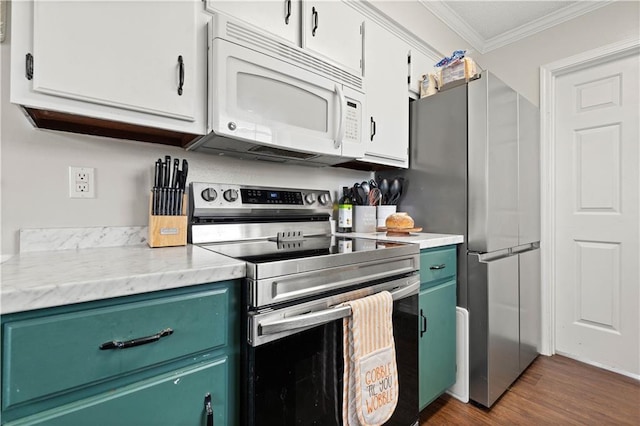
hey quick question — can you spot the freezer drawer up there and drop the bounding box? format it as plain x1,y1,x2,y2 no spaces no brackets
468,251,520,407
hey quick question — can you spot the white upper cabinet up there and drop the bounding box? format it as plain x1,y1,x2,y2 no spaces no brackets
360,19,409,168
301,1,363,76
408,48,436,97
11,1,207,137
207,0,363,76
205,0,301,46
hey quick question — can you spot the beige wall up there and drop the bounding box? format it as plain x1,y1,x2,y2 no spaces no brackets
2,1,639,257
374,0,640,105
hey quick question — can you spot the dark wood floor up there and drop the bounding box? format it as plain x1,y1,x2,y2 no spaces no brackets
420,355,640,425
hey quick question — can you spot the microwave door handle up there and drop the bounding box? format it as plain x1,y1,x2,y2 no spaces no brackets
334,83,345,149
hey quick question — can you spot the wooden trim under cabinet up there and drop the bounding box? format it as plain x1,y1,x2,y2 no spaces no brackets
23,107,202,147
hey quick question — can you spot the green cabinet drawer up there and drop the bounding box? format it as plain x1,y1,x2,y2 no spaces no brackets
419,246,457,286
418,279,457,409
5,357,232,426
2,287,230,409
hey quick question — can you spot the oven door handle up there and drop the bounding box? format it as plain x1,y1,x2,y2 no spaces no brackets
259,281,419,336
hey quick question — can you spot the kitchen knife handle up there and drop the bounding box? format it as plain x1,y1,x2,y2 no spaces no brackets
419,309,427,337
99,328,173,350
177,55,184,96
171,158,179,188
204,393,214,426
181,159,189,189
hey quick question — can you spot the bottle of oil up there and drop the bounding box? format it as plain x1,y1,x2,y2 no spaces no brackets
338,186,353,233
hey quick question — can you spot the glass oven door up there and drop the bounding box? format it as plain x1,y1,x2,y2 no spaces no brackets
242,278,419,425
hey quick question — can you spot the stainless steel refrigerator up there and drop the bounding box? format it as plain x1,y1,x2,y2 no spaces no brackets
393,71,541,407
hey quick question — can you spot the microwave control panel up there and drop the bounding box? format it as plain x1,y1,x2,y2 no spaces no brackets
344,100,361,142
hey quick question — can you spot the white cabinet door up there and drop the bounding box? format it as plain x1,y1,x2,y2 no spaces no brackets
408,48,437,97
360,20,408,168
206,0,300,45
302,1,363,75
25,1,204,128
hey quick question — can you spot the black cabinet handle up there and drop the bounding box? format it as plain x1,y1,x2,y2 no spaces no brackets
177,55,184,96
25,53,34,80
311,7,318,36
284,0,291,25
370,117,376,141
99,328,173,350
204,393,214,426
430,264,446,270
420,309,427,337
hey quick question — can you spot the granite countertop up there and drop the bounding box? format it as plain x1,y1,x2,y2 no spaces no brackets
1,244,246,315
341,232,464,249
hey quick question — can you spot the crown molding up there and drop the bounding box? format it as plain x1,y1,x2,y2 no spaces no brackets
419,0,613,54
418,0,485,53
483,1,612,53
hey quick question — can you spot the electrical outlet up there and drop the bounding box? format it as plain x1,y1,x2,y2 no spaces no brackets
69,167,95,198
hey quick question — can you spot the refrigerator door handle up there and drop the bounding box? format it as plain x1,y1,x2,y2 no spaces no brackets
511,242,540,255
469,248,512,263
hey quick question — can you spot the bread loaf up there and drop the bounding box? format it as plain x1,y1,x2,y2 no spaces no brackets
385,212,414,229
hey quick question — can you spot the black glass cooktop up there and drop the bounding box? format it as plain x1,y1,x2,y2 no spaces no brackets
199,235,410,264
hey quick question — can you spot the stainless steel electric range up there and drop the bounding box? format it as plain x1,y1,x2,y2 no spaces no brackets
189,181,420,426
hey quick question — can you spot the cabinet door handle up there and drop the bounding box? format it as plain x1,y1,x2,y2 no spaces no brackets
429,264,446,270
177,55,184,96
370,117,376,141
284,0,292,25
25,53,34,80
204,393,214,426
420,309,427,337
99,327,173,350
311,7,319,36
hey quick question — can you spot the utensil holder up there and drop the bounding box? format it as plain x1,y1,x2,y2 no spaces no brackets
354,206,376,233
376,205,397,228
147,192,187,248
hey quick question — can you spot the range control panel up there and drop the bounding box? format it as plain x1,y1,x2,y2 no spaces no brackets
190,182,333,217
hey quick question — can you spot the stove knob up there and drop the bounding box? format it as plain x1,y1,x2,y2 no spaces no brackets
305,193,316,205
318,193,330,206
201,187,218,202
223,188,239,202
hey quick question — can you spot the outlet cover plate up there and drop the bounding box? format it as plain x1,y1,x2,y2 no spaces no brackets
69,167,95,198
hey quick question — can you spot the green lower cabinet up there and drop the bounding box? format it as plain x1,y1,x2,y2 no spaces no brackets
418,279,457,409
6,357,228,426
418,245,457,410
1,281,239,426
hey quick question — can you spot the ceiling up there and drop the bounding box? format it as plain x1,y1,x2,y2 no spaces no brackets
419,0,612,54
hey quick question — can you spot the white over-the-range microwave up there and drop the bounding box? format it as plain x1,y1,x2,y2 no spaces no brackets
186,14,365,166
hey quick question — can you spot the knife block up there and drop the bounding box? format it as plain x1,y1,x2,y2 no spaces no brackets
147,192,187,248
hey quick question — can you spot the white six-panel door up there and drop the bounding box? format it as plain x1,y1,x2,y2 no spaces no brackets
553,49,639,377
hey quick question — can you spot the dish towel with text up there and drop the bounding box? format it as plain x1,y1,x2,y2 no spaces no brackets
342,291,399,426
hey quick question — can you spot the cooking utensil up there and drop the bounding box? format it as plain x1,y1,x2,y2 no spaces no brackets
389,178,401,205
356,186,367,206
368,187,381,206
378,178,389,205
360,181,370,196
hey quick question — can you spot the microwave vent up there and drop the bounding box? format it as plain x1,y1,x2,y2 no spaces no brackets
249,145,317,160
225,21,362,91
